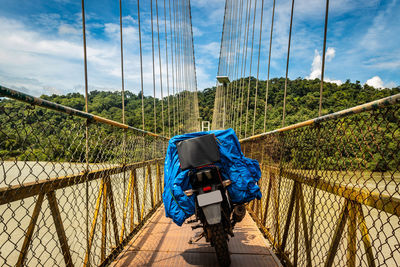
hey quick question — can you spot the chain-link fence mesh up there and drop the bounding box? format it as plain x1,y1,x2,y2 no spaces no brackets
243,100,400,267
0,96,167,266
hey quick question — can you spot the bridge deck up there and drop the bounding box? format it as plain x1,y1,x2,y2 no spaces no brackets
112,206,281,266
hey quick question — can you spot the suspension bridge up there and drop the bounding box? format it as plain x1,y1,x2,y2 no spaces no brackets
0,0,399,266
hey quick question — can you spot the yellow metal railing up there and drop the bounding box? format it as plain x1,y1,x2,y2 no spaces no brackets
242,95,400,267
0,90,167,266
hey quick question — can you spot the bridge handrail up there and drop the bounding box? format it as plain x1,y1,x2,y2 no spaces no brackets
240,92,400,143
0,158,164,205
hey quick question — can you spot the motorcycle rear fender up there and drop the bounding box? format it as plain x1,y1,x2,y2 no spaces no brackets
202,203,221,225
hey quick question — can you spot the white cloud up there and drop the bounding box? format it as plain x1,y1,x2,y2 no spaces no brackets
325,47,335,62
0,16,163,96
306,47,342,85
366,76,384,89
58,24,80,35
365,76,396,89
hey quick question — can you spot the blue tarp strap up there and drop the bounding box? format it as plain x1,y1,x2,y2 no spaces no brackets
169,188,190,216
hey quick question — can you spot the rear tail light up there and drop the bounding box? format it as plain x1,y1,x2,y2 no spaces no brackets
203,186,212,192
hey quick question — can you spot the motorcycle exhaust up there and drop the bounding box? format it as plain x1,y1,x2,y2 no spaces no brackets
232,204,246,223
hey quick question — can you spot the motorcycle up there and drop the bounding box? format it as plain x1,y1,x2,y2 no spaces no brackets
176,134,246,267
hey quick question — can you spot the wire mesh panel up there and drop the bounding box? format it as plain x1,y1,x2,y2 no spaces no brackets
243,100,400,267
0,97,167,266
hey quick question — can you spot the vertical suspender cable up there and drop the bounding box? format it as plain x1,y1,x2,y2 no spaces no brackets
151,0,157,134
119,0,125,125
319,0,329,116
263,0,276,132
137,0,145,131
226,0,236,128
169,0,176,136
244,0,258,138
232,0,244,133
188,0,199,131
80,0,90,264
163,0,171,137
310,0,330,256
282,0,295,127
252,0,265,136
156,0,165,137
119,0,127,228
239,0,252,138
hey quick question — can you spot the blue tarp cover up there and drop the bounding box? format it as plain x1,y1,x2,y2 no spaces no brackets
162,128,262,226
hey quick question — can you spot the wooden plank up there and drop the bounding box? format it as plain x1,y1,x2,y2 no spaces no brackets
324,200,349,267
84,181,104,267
47,191,73,267
347,201,357,267
16,193,45,267
0,158,163,205
355,203,376,267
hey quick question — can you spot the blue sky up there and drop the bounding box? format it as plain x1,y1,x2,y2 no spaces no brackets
0,0,398,97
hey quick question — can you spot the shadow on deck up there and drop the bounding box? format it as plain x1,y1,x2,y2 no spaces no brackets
112,206,281,266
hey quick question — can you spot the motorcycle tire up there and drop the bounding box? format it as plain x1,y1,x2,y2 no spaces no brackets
210,223,231,266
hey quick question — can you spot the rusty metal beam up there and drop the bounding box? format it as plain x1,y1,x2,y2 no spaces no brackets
130,169,137,231
84,181,104,267
298,185,312,267
293,184,300,267
120,169,134,243
105,177,119,246
280,181,297,252
325,200,349,267
347,201,357,267
355,203,376,267
264,166,400,217
47,191,74,267
16,194,45,267
148,165,154,208
101,178,108,262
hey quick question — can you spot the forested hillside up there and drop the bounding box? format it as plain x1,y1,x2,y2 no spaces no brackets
200,77,399,133
2,77,399,133
1,78,399,162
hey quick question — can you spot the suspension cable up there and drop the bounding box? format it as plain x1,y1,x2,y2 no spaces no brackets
244,0,258,138
252,0,265,136
239,0,252,138
263,0,276,132
282,0,295,127
137,0,145,131
319,0,330,116
163,0,171,137
155,0,165,137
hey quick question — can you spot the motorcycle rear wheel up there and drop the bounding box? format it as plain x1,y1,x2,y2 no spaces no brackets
210,223,231,266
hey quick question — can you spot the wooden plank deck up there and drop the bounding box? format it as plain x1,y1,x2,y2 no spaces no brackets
112,206,281,266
